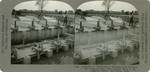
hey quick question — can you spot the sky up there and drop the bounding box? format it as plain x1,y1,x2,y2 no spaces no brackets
14,1,74,11
77,1,137,12
14,1,137,12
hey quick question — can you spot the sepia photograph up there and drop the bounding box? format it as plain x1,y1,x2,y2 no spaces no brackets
74,0,139,65
11,0,75,64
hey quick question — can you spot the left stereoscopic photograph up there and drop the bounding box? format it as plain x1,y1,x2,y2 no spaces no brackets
11,0,75,64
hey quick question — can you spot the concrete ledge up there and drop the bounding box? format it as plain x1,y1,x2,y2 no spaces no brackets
62,45,69,52
110,50,118,59
126,46,134,52
45,50,53,58
23,55,31,64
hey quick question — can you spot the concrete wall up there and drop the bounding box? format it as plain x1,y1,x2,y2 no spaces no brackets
11,27,75,45
75,28,139,47
11,31,23,45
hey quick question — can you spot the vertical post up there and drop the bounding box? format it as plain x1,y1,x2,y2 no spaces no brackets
80,21,84,32
46,20,48,26
45,20,48,40
97,20,100,27
14,20,17,28
57,20,60,40
80,21,82,29
32,20,34,27
123,20,125,26
58,28,60,40
31,19,35,30
111,19,113,27
14,20,18,32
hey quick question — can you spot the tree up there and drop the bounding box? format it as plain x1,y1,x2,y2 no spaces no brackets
68,10,73,13
121,10,125,13
12,9,16,15
55,9,58,13
12,9,21,16
35,0,48,18
83,11,88,16
58,11,63,14
102,0,115,29
102,0,115,18
75,9,83,15
65,10,68,14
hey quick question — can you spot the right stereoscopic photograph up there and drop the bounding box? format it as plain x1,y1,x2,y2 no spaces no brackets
74,1,139,65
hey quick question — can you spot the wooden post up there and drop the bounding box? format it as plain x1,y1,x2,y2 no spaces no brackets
46,20,48,26
57,20,60,40
97,20,100,27
123,20,125,26
14,20,17,28
58,29,60,40
80,21,82,29
32,20,34,27
111,19,113,27
31,19,35,30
